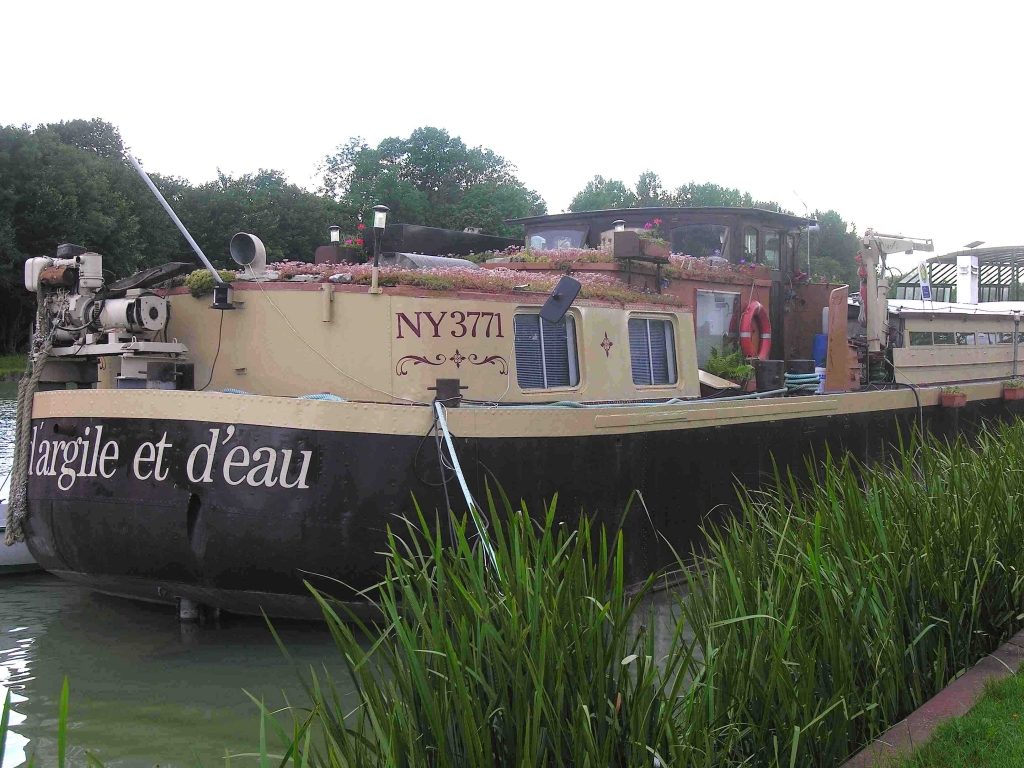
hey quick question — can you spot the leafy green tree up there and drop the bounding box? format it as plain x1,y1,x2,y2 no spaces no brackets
568,176,638,212
0,120,357,351
0,123,153,352
321,127,545,237
569,174,789,213
158,169,356,267
795,209,861,285
667,181,787,212
634,171,666,207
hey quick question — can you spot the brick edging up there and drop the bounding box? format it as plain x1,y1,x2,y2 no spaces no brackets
841,628,1024,767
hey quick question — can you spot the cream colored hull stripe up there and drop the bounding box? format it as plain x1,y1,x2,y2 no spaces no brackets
32,384,1001,440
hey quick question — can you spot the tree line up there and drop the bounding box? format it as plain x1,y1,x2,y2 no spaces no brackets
0,119,861,352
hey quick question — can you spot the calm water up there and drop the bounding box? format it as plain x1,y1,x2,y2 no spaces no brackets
0,387,353,767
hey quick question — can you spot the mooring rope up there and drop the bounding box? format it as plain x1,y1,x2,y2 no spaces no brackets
5,286,53,545
433,400,500,576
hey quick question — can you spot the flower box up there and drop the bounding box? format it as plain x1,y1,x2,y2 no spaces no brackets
940,392,967,408
1004,387,1024,401
639,239,670,259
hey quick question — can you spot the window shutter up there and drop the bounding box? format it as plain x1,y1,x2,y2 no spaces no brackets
649,321,670,385
515,314,579,389
628,319,651,385
628,318,677,386
541,317,571,387
514,315,545,389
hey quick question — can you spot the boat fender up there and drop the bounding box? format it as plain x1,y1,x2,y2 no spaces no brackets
739,300,772,360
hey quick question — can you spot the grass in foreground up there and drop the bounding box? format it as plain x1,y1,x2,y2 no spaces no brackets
0,353,26,377
891,671,1024,767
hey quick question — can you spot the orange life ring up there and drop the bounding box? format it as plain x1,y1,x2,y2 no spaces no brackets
739,300,772,360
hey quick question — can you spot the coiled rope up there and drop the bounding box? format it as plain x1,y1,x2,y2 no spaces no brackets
5,285,53,545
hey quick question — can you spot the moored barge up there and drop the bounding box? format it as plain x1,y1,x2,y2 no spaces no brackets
9,189,1024,618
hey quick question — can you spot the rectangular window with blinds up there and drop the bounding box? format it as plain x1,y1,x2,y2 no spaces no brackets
628,318,677,386
513,314,580,389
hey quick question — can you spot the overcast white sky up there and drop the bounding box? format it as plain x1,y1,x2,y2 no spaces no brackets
4,0,1022,269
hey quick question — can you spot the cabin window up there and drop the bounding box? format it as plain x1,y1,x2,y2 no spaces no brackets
956,332,975,345
763,230,780,270
670,224,730,259
909,331,933,346
743,227,758,264
934,332,955,345
628,318,677,386
528,228,586,250
999,332,1015,344
979,332,996,345
513,314,579,389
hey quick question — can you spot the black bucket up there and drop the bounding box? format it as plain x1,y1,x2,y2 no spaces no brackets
786,358,816,375
755,359,785,392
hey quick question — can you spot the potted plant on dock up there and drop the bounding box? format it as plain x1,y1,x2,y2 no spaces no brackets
940,386,967,408
1004,379,1024,401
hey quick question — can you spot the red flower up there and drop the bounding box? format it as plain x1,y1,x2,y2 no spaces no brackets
653,218,663,225
355,238,363,245
357,223,365,230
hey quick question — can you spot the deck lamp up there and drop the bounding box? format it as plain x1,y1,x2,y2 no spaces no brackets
369,204,390,295
329,225,341,244
613,220,626,232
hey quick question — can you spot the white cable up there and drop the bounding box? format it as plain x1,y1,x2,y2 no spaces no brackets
245,265,425,405
434,400,500,575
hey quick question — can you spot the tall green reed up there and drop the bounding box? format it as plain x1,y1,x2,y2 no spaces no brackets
285,487,697,767
680,421,1024,765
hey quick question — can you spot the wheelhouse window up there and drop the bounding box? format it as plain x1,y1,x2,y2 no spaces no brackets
528,228,586,250
743,226,758,264
909,331,933,346
514,314,579,389
934,332,955,345
670,224,730,259
628,318,677,386
956,332,975,345
763,230,780,270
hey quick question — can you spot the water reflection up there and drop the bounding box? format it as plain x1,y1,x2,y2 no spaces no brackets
1,382,17,500
0,575,350,768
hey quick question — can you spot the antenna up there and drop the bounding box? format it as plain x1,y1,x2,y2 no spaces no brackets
793,190,814,274
126,153,224,285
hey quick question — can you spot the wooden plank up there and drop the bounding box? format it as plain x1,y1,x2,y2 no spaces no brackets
593,396,839,429
698,370,741,389
825,286,850,393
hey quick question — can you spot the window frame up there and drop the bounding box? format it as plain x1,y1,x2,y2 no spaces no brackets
743,225,759,265
512,310,581,391
627,314,679,388
762,228,781,271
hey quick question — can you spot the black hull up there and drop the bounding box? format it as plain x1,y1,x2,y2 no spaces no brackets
24,395,1019,619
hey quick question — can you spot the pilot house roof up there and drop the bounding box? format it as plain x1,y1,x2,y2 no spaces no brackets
507,206,817,229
